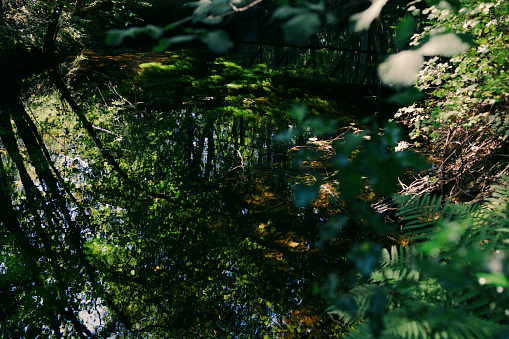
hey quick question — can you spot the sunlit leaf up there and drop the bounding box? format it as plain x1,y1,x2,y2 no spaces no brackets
425,0,461,10
350,0,388,32
476,273,509,288
378,50,424,88
418,32,470,57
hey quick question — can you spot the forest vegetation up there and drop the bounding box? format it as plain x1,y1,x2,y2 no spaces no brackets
1,0,509,338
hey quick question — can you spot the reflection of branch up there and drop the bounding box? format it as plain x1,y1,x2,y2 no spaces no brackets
92,124,119,136
219,0,263,17
327,312,346,326
230,149,246,175
43,0,65,56
75,0,105,13
48,68,200,208
133,324,173,333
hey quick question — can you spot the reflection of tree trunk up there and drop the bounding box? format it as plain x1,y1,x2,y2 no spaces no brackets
233,116,239,152
308,34,320,78
191,113,215,178
239,116,245,146
0,88,95,338
265,121,272,167
184,110,196,174
0,154,35,265
358,30,369,84
273,140,288,188
257,120,265,168
231,6,259,63
0,5,98,334
204,118,215,180
191,127,205,178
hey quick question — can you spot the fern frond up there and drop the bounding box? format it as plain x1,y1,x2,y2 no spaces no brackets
470,177,509,249
395,193,479,243
454,285,507,322
344,301,503,339
371,246,420,285
328,284,386,327
395,194,443,240
384,301,504,339
335,180,509,339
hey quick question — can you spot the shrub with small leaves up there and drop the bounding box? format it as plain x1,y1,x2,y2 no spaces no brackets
396,0,509,140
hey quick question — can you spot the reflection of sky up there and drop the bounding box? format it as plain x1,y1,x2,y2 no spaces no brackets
78,294,109,333
15,98,309,336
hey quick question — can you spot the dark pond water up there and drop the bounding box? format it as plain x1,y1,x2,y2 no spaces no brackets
28,48,382,335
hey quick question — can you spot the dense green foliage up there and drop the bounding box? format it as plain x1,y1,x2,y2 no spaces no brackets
1,0,509,338
327,185,509,338
393,0,509,202
399,0,509,140
315,1,509,337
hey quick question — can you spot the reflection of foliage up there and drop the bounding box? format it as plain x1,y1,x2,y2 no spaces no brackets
46,48,360,336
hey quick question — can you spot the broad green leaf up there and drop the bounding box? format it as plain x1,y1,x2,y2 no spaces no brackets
201,30,234,54
319,215,347,246
106,25,164,46
293,183,320,207
332,133,366,164
289,103,307,122
348,242,382,278
191,0,233,18
306,1,325,12
272,6,306,20
394,16,417,49
387,87,425,106
282,12,321,44
304,117,337,136
338,167,364,200
154,35,197,52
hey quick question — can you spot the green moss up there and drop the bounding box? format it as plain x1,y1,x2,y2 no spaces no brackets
132,51,356,129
